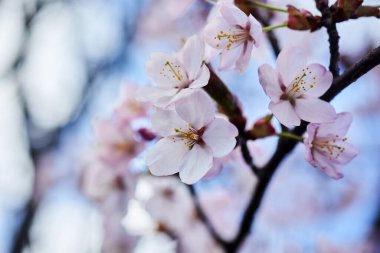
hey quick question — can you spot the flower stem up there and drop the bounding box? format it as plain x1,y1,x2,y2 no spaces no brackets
262,23,287,32
205,0,218,4
250,1,288,13
276,132,303,142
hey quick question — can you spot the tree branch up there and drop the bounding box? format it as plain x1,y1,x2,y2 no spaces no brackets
226,45,380,253
187,185,228,249
203,68,260,176
321,4,341,77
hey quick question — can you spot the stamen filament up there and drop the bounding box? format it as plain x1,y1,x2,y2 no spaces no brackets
262,23,287,32
165,61,182,81
250,1,288,13
276,132,303,142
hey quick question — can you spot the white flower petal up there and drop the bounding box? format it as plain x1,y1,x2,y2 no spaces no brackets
218,45,243,72
145,52,188,88
248,15,262,46
189,64,210,88
294,98,336,124
179,35,205,80
179,145,213,184
151,109,188,137
175,90,215,129
220,5,247,27
269,100,300,128
203,118,238,157
203,18,233,49
277,47,307,86
235,41,254,73
146,138,188,176
258,64,282,103
136,86,177,103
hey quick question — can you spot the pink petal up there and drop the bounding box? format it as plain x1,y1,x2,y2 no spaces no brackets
166,88,194,105
175,90,215,129
179,35,205,80
248,15,262,46
305,123,318,145
258,64,282,103
312,151,344,179
325,138,359,165
203,118,238,157
146,138,188,176
304,136,314,165
189,64,210,88
269,100,300,128
219,45,244,72
276,47,307,86
296,63,333,97
151,109,188,137
145,52,187,88
294,97,336,124
93,119,120,144
220,5,248,27
235,41,254,73
179,145,213,184
316,112,353,137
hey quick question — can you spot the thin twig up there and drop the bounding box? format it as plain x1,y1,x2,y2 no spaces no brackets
187,185,228,248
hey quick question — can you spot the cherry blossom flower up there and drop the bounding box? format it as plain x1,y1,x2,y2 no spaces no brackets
203,4,262,72
139,35,210,108
93,118,143,166
304,112,359,179
146,90,238,184
258,47,337,127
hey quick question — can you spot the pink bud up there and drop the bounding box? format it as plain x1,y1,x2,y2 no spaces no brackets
138,128,157,141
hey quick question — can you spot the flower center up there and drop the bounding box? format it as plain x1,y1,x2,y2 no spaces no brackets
173,126,205,149
214,27,251,50
312,135,348,161
160,61,185,81
283,67,317,100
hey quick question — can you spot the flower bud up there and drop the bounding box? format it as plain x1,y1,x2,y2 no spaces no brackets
247,115,275,140
333,0,363,17
138,128,156,141
287,5,321,31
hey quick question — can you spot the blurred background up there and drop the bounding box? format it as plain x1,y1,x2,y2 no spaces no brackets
0,0,380,252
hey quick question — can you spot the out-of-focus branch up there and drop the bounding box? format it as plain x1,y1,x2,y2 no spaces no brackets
187,185,227,248
10,2,143,252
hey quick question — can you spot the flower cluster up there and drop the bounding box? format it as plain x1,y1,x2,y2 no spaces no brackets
141,1,358,183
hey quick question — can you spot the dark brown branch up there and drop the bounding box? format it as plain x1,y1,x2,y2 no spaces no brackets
322,45,380,101
321,4,341,77
203,68,260,176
